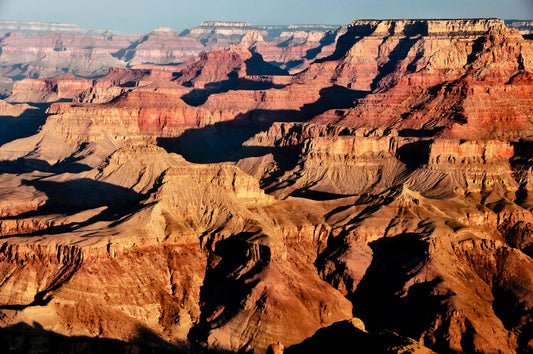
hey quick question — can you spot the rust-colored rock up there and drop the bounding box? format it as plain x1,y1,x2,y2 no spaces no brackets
8,74,93,103
0,18,532,354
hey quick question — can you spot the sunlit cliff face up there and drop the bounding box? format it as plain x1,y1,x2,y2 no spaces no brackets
0,18,532,354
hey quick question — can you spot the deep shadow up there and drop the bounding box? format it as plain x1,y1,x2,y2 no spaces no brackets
14,178,139,217
181,78,286,106
300,85,369,118
288,189,351,201
396,140,432,169
466,36,487,66
403,21,429,37
0,158,91,174
0,177,142,237
406,49,425,73
491,269,533,354
282,59,305,71
133,326,184,353
4,63,33,81
162,87,368,165
350,234,451,345
0,107,47,147
157,109,304,164
119,80,138,88
188,233,270,348
276,37,295,48
112,47,135,62
0,290,54,311
511,140,533,160
510,140,533,208
517,321,533,354
513,189,530,214
158,121,263,163
244,51,289,76
111,34,150,61
316,23,375,62
492,287,523,331
285,320,419,354
180,51,288,107
304,30,338,61
0,322,186,354
370,37,419,91
180,78,236,106
0,178,144,238
459,318,476,354
260,145,303,191
340,188,404,226
398,127,444,137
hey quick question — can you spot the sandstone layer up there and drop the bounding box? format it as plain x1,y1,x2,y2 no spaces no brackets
0,18,531,354
0,21,343,100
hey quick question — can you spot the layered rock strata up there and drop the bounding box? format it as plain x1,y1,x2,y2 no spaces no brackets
0,18,531,354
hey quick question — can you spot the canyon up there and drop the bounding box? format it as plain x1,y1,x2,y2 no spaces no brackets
0,21,341,99
0,18,532,354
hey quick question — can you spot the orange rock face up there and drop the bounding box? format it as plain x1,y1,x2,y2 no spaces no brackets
0,18,532,354
307,19,533,139
0,22,342,101
8,74,93,103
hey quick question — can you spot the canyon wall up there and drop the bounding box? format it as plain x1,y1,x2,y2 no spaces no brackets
0,18,531,354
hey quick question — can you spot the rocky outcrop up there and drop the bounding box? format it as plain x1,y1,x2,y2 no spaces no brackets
7,64,186,103
242,125,406,198
187,21,257,47
253,28,342,73
176,45,288,89
0,21,341,94
237,111,532,353
0,100,39,116
245,122,381,147
76,86,130,104
308,19,533,139
285,318,435,353
315,180,533,353
0,144,353,353
0,18,532,354
8,74,93,103
420,139,518,192
42,88,257,147
115,28,204,66
0,32,132,79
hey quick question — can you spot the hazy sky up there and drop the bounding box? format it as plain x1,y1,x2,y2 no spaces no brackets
0,0,532,34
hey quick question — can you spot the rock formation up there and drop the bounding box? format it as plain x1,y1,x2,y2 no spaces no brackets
115,28,205,66
7,74,94,103
0,18,532,354
307,19,533,139
0,21,342,99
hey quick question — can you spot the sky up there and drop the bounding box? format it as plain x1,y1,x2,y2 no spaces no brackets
0,0,532,34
